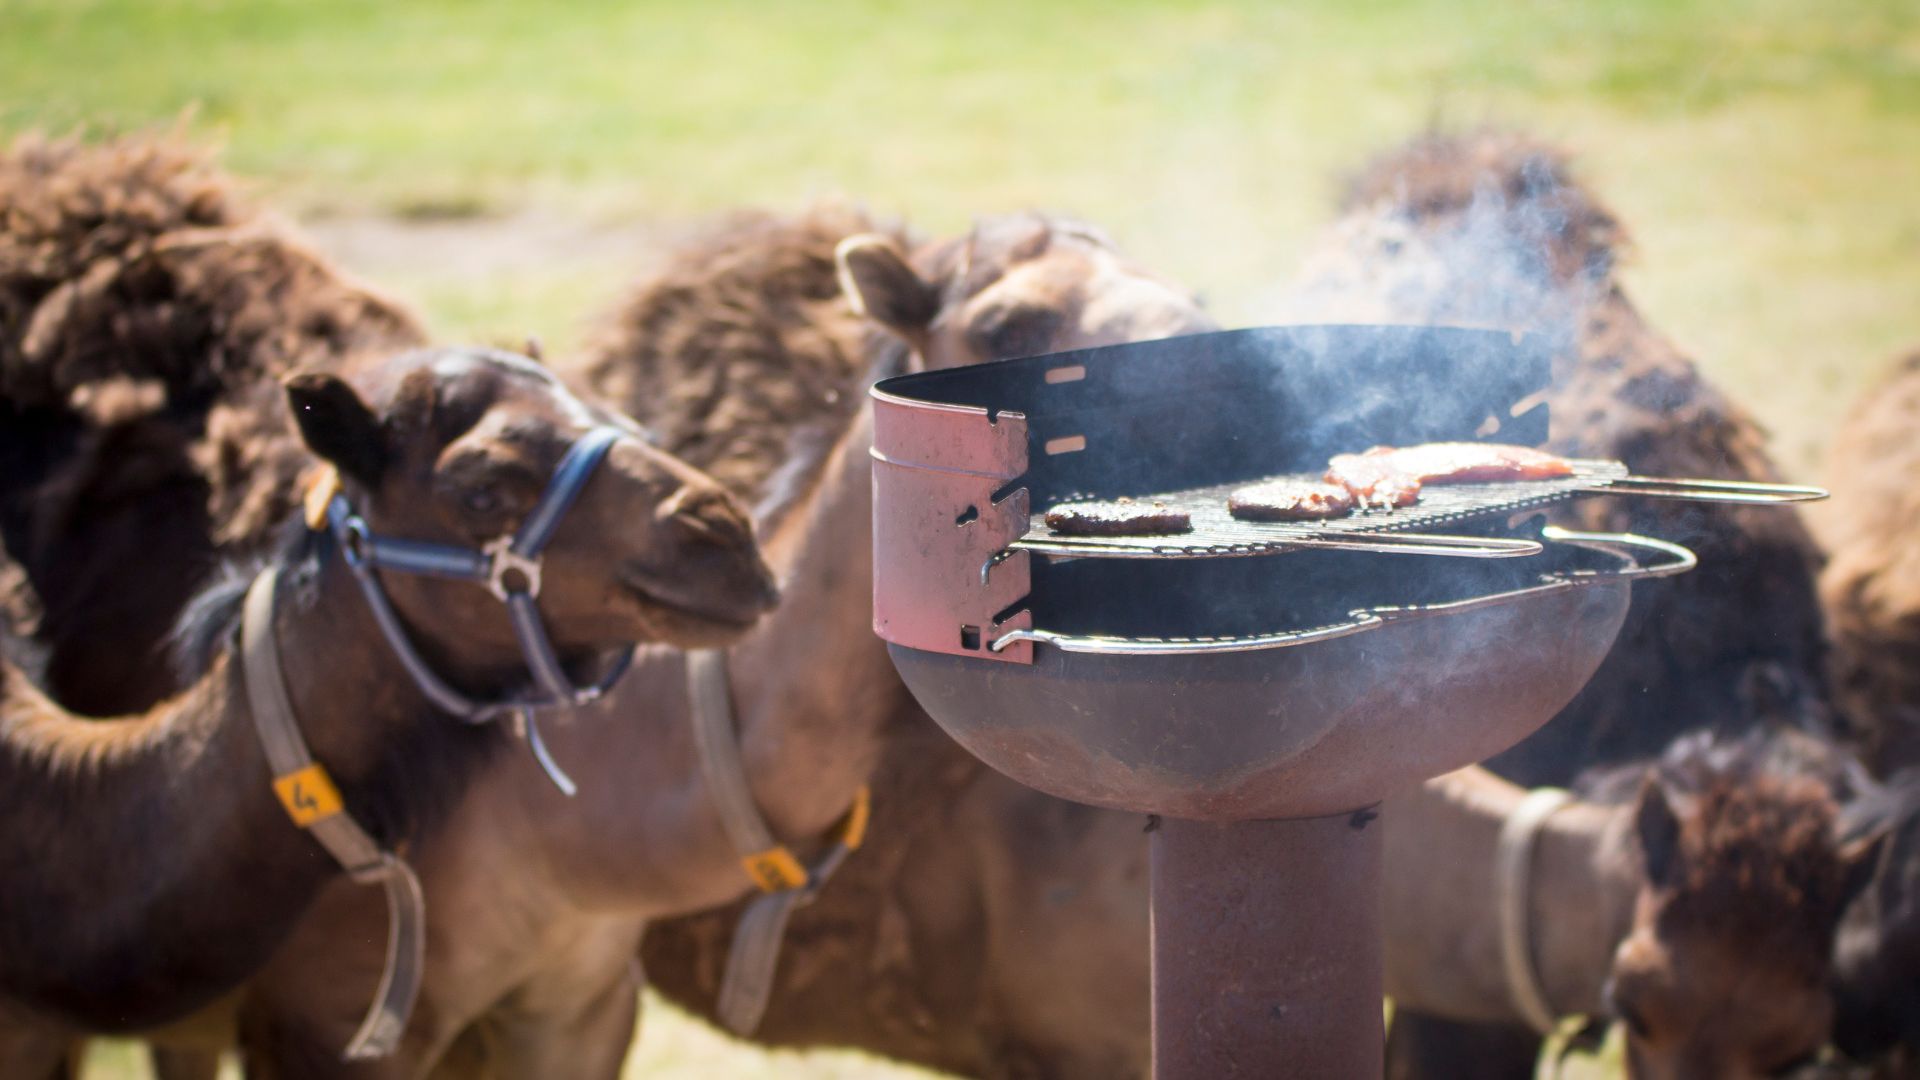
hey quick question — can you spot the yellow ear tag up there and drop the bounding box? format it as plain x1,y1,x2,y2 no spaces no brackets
303,465,342,530
273,764,345,828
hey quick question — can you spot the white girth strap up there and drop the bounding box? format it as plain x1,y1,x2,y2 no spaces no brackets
242,568,426,1061
1496,786,1573,1036
686,649,869,1035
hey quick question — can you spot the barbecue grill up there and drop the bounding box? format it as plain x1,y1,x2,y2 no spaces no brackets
869,325,1822,1077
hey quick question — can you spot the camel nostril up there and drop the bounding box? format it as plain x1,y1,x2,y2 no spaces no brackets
658,486,753,547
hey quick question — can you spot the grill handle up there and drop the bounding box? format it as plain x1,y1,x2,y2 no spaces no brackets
1584,475,1827,504
987,526,1694,656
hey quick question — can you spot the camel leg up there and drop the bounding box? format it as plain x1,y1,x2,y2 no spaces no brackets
1384,1010,1541,1080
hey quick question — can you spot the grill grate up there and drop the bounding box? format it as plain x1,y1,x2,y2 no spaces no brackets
1017,459,1631,559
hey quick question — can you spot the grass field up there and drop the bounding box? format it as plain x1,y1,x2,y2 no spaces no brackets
4,1,1915,1076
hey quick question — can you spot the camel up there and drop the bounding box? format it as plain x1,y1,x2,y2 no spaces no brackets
1819,348,1920,1069
0,342,778,1054
644,746,1877,1080
1286,127,1844,1078
1819,348,1920,776
46,204,1206,1076
639,130,1845,1078
0,131,428,718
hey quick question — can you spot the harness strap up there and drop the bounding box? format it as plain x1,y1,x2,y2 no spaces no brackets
685,649,870,1034
242,568,426,1061
1496,786,1573,1036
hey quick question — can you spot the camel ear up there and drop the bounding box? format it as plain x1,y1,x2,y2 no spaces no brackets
286,371,385,487
1634,780,1683,889
837,234,939,340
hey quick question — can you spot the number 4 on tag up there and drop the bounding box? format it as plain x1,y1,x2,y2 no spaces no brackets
273,764,345,827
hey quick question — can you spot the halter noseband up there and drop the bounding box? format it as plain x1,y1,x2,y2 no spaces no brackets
323,423,633,792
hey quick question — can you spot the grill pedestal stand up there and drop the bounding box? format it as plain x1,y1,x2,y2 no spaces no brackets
1152,813,1384,1078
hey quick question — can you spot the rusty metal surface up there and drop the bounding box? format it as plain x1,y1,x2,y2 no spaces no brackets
1152,812,1385,1079
870,389,1034,663
888,576,1629,820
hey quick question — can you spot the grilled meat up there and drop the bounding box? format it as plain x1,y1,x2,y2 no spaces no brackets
1227,479,1358,522
1326,442,1572,508
1044,497,1193,537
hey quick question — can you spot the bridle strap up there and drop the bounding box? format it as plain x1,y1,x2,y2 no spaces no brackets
1497,786,1574,1036
241,568,426,1061
511,424,620,555
326,423,632,730
686,648,870,1035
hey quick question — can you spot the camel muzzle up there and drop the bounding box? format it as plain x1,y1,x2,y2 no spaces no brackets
867,324,1823,1077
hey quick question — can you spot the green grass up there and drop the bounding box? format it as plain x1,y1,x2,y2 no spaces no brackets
6,2,1913,1076
7,0,1915,477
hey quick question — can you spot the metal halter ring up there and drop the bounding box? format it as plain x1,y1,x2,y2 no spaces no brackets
483,536,543,601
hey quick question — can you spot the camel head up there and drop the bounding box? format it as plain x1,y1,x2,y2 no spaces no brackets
286,346,779,677
1604,754,1884,1079
834,212,1214,370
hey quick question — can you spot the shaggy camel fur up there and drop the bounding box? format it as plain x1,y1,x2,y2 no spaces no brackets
641,131,1841,1079
1305,129,1840,1080
1831,770,1920,1068
0,344,777,1055
1820,351,1920,1069
1820,349,1920,776
0,132,426,716
86,207,1207,1077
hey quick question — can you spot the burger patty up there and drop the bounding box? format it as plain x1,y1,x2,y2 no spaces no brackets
1044,497,1193,536
1227,479,1358,522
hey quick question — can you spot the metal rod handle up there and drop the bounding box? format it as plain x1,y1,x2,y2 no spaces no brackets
989,527,1695,656
1585,475,1827,504
1015,531,1544,561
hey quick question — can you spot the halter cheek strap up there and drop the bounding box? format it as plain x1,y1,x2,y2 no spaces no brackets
242,423,635,1061
243,568,425,1061
1497,786,1574,1035
325,424,634,792
686,648,871,1035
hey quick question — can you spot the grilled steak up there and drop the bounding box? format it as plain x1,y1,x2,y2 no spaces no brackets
1326,442,1572,508
1044,497,1192,536
1227,479,1358,522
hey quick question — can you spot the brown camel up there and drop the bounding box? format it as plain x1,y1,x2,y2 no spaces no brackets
0,131,427,718
69,206,1206,1077
0,343,778,1054
1830,769,1920,1069
639,130,1842,1078
1818,349,1920,1070
1819,348,1920,776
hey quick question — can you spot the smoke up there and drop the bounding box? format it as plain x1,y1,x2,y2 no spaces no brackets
1269,189,1594,347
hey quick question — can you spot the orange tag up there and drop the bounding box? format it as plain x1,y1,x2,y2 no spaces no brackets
741,846,809,892
302,465,342,530
273,764,345,827
837,786,872,851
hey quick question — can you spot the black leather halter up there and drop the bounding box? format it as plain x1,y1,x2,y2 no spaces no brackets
323,424,632,792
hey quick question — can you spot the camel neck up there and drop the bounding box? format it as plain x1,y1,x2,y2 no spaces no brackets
1529,801,1638,1017
506,403,906,915
0,542,494,1029
1384,768,1637,1026
726,404,899,839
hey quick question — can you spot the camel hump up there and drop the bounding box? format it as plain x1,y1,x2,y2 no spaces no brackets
565,202,914,508
0,130,429,715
